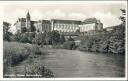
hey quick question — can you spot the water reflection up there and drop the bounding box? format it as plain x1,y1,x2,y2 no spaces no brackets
41,49,125,77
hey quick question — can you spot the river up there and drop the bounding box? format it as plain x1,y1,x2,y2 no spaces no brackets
40,49,125,77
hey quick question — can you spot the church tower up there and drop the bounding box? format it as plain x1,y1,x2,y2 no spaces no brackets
26,11,31,32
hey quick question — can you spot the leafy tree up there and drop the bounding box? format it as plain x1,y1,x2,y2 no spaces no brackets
120,9,126,23
45,31,52,45
3,21,12,41
60,35,65,44
51,31,60,45
32,32,46,45
63,41,75,50
21,27,27,33
68,36,74,41
27,32,36,43
11,31,21,41
20,33,29,43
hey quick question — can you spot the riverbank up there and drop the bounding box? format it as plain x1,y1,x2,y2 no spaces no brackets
3,42,125,77
3,42,54,78
78,24,125,55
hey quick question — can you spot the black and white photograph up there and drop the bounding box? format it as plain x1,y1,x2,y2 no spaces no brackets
0,1,127,80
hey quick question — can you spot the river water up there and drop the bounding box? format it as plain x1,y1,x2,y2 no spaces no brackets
40,49,125,77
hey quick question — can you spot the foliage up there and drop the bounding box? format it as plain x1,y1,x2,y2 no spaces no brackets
120,9,126,23
45,31,53,45
63,41,75,50
51,31,60,45
68,36,74,41
3,42,31,73
59,35,65,44
11,32,35,43
11,31,21,41
27,32,36,43
32,32,46,45
78,24,125,55
21,27,27,33
44,31,61,45
20,33,29,43
3,21,12,41
3,42,54,78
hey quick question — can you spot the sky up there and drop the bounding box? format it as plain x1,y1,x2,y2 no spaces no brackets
0,1,126,33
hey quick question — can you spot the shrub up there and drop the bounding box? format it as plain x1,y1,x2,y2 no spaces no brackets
3,42,31,66
23,64,54,78
78,23,125,55
32,32,45,45
3,42,54,78
63,41,75,50
20,33,29,43
3,42,41,75
3,21,12,41
60,35,65,44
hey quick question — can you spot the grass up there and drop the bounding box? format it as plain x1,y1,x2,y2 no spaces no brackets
3,41,54,78
3,42,37,65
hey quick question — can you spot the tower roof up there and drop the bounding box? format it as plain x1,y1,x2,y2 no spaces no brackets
26,10,30,18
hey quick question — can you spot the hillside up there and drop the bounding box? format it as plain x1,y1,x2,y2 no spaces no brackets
78,23,125,55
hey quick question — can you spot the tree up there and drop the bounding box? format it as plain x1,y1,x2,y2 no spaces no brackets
3,21,12,41
20,33,29,43
51,31,60,45
45,31,52,45
68,36,74,41
11,31,21,41
120,9,126,24
21,27,27,33
60,35,65,44
27,32,36,43
32,32,46,45
63,41,75,50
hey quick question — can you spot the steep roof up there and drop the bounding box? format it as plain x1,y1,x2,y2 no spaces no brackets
83,18,97,24
26,11,30,18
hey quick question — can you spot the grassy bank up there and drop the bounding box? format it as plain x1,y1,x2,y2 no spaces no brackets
3,41,54,78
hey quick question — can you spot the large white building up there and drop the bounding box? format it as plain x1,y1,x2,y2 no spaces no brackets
34,20,51,33
79,18,103,32
51,19,81,32
14,11,103,34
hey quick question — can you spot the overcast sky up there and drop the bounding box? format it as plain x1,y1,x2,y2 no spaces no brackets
0,1,126,32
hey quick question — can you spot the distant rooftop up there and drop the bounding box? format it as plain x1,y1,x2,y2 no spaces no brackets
51,19,81,24
83,18,98,24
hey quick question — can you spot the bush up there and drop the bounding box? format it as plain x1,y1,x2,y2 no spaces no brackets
63,41,76,50
34,46,42,55
11,32,21,41
3,42,54,78
32,32,45,45
78,24,125,55
3,42,42,75
20,33,29,43
21,64,54,78
3,21,12,41
60,35,65,44
3,42,31,66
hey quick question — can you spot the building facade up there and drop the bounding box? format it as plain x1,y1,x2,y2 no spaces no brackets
14,11,35,33
34,20,51,33
14,11,103,34
51,19,81,32
79,18,103,32
14,18,26,33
